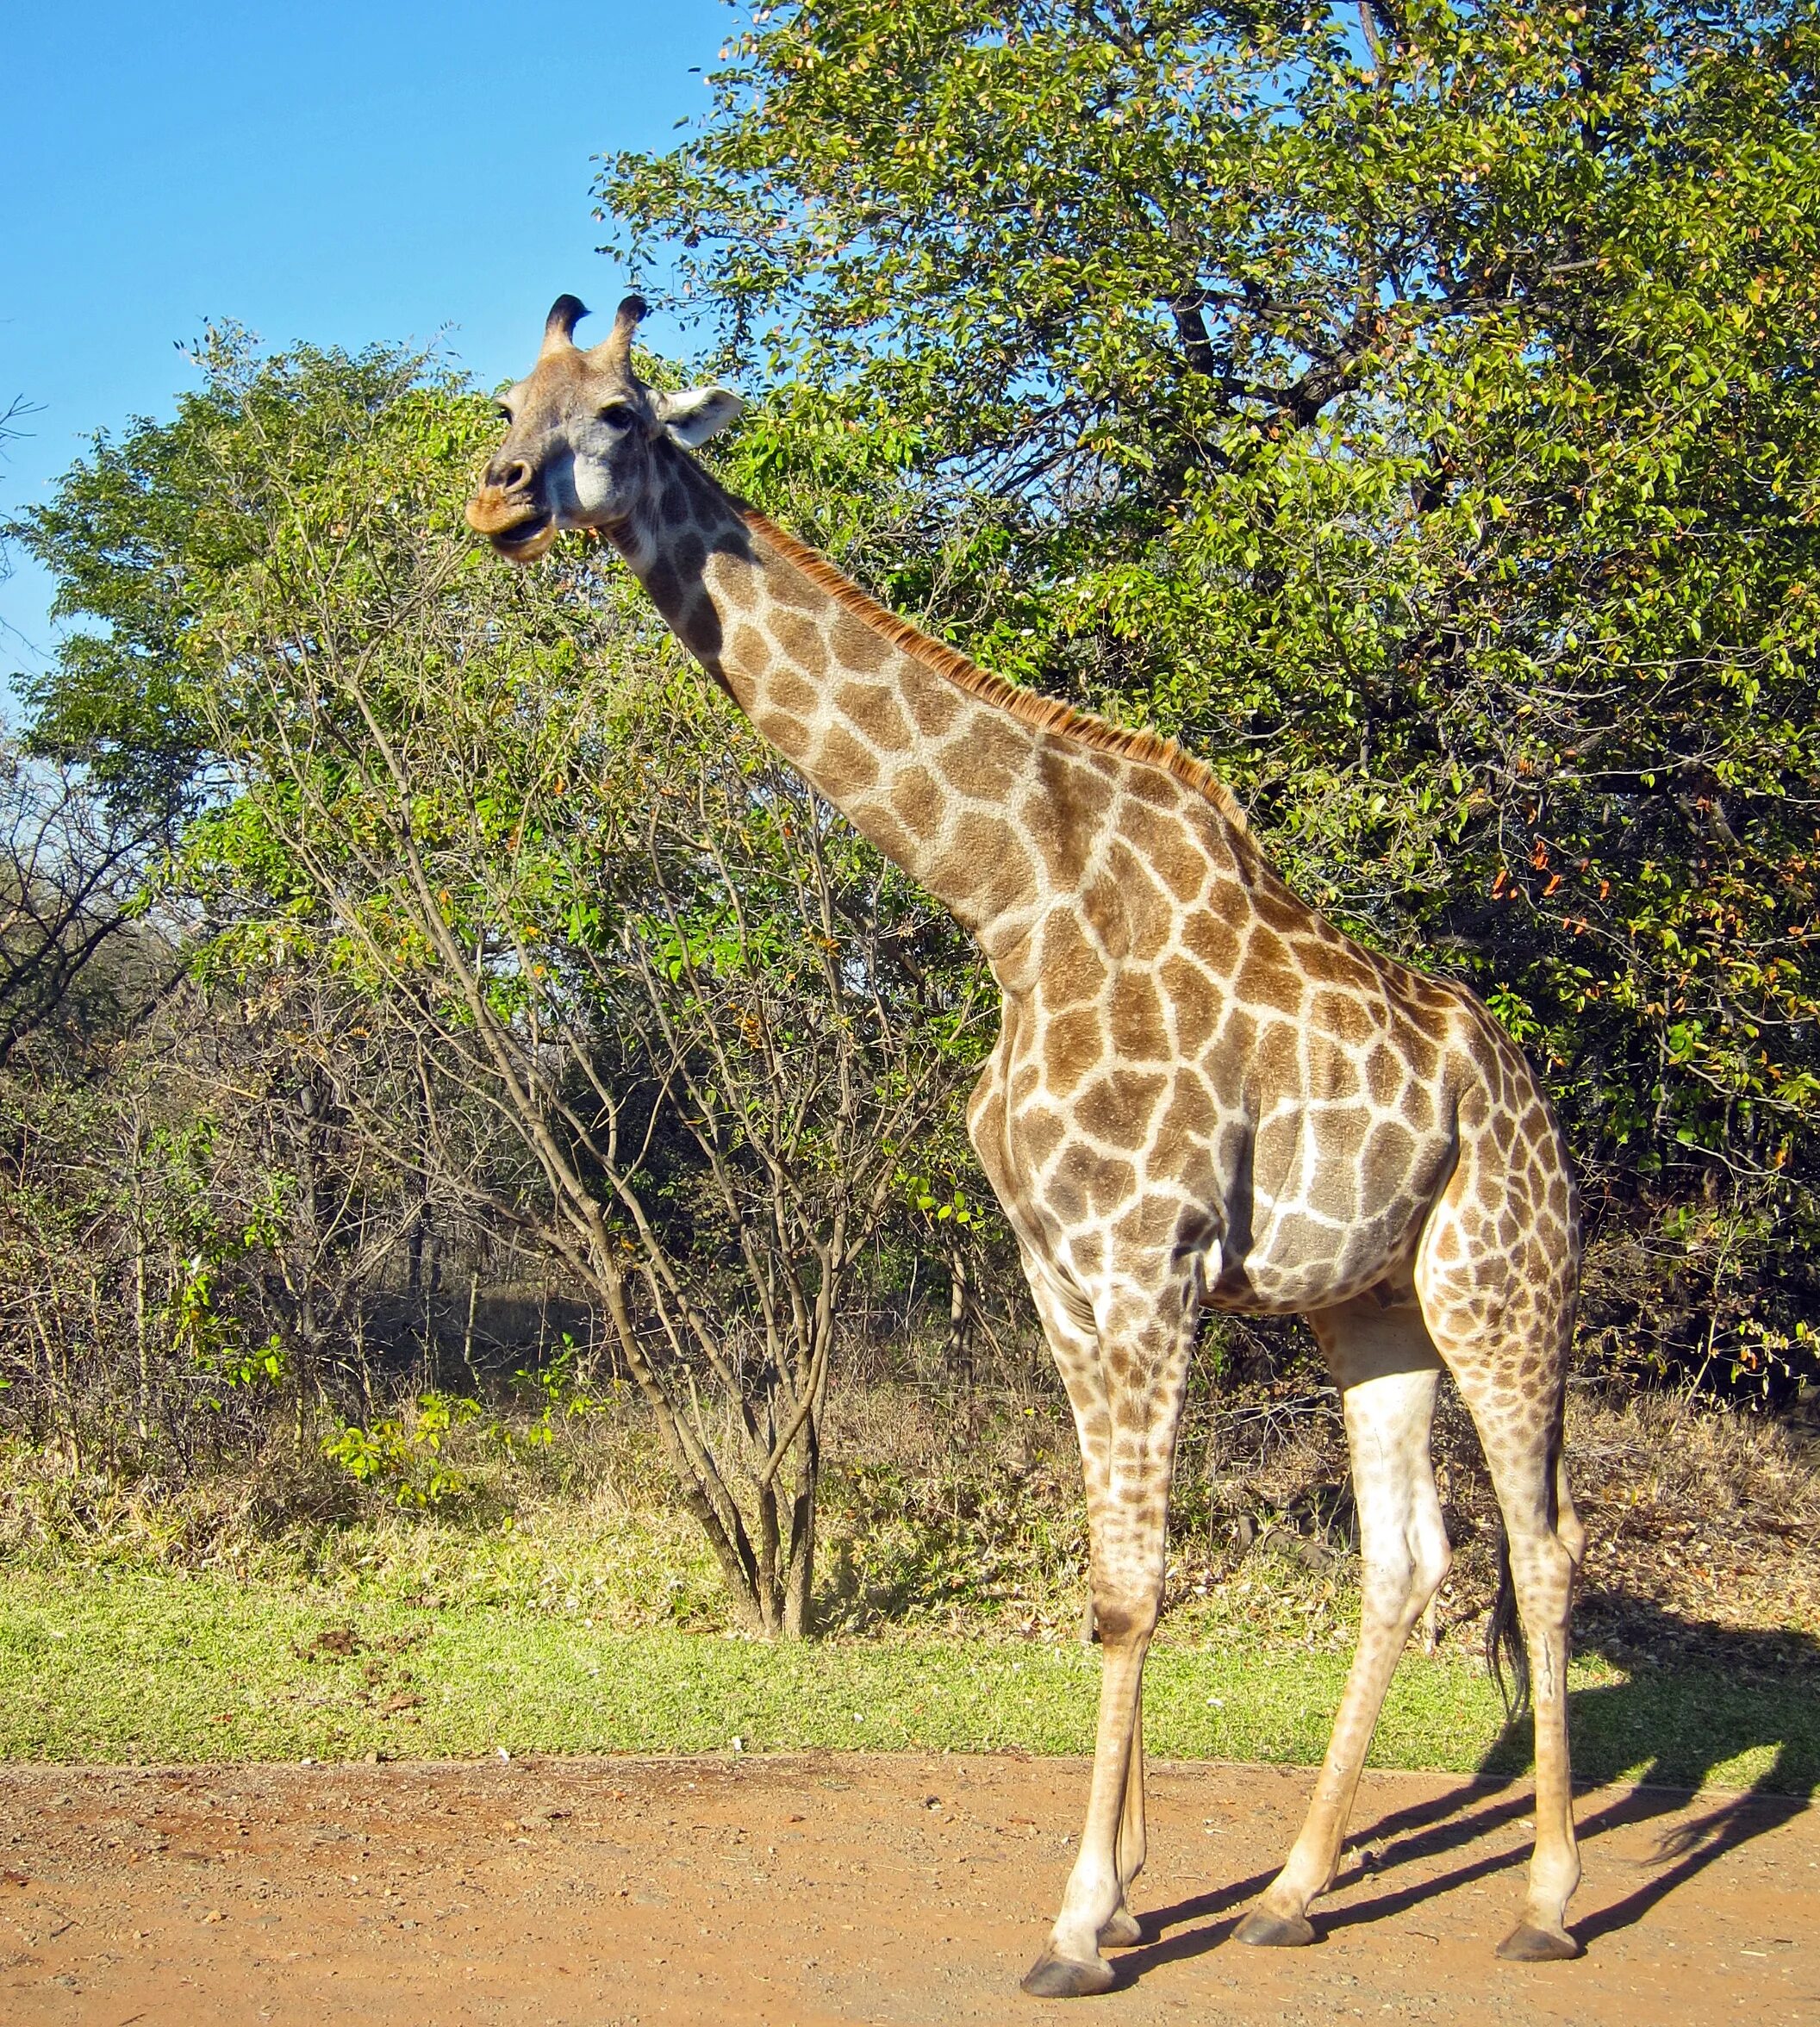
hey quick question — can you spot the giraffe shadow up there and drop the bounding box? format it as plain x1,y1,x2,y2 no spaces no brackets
1113,1605,1817,1986
1517,1603,1818,1949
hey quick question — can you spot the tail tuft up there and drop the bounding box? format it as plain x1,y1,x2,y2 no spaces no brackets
1485,1527,1531,1723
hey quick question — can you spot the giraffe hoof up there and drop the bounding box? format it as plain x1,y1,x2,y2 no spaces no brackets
1496,1922,1582,1963
1020,1949,1116,1998
1235,1910,1317,1949
1099,1908,1144,1949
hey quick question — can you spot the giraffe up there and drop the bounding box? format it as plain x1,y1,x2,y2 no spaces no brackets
467,294,1589,1993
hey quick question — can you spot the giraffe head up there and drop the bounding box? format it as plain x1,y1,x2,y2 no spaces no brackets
465,294,744,563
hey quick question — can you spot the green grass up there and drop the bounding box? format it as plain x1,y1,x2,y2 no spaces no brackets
2,1565,1812,1796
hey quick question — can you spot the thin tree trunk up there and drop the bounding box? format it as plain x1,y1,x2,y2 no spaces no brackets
130,1188,151,1444
591,1252,769,1635
942,1244,974,1391
356,1305,372,1419
782,1312,832,1639
782,1441,820,1639
463,1268,480,1393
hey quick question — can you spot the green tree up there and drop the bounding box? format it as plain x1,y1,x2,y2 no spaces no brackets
7,332,418,827
19,329,986,1631
606,0,1820,1392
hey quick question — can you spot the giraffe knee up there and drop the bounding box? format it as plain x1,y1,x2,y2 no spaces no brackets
1090,1587,1160,1649
1360,1512,1449,1626
1411,1510,1452,1606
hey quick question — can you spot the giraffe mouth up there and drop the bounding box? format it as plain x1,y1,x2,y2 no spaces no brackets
489,517,558,564
465,488,558,563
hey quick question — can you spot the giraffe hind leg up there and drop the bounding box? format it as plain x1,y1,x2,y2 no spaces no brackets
1451,1363,1583,1962
1239,1296,1450,1944
1418,1206,1583,1959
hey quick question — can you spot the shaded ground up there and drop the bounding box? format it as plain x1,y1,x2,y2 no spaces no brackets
1,1753,1813,2024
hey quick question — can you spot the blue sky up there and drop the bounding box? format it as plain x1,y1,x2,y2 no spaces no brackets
1,0,731,693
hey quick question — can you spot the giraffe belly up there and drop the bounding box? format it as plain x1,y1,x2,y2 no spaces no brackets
1202,1223,1424,1316
1200,1113,1455,1316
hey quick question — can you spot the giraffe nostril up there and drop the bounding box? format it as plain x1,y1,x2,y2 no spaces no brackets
491,458,533,495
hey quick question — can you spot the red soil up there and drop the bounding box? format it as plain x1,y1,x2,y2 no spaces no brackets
1,1753,1813,2024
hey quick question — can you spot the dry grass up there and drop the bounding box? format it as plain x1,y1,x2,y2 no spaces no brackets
3,1376,1815,1684
818,1375,1820,1676
1562,1391,1820,1678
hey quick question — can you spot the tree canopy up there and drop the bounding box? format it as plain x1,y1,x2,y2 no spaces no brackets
605,0,1820,1389
9,0,1819,1397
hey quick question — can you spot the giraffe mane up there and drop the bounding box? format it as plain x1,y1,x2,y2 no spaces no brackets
738,508,1251,839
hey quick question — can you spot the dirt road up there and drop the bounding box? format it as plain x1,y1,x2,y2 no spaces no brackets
1,1753,1813,2024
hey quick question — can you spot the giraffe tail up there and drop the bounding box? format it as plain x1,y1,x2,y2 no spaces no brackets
1485,1527,1531,1723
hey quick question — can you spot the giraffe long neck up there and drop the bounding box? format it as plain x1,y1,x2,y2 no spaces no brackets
611,446,1068,961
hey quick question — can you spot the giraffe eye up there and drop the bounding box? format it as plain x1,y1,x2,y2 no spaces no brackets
598,402,637,429
494,403,514,422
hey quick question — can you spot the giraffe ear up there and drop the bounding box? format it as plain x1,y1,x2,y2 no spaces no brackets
654,385,745,448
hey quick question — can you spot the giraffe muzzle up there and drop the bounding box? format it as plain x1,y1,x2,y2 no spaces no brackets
465,486,558,562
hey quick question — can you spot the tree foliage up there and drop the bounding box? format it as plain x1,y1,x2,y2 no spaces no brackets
606,0,1820,1390
9,0,1817,1565
9,330,989,1631
9,334,427,827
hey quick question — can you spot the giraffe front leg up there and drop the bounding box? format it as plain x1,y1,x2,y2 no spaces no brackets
1021,1278,1188,1999
1096,1700,1146,1949
1022,1614,1155,1997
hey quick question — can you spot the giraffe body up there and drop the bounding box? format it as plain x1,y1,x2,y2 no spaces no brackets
469,296,1588,1990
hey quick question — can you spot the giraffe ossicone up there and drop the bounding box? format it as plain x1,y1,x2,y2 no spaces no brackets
468,294,1588,1991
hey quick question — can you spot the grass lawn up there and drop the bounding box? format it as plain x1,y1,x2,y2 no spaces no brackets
1,1565,1812,1797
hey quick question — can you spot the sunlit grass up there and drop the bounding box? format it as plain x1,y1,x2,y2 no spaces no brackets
0,1565,1810,1796
3,1385,1814,1800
